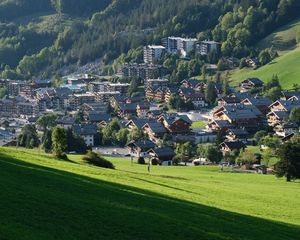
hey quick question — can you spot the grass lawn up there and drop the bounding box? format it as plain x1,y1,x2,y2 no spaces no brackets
0,147,300,240
191,120,206,129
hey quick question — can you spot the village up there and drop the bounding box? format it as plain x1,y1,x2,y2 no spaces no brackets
0,37,299,172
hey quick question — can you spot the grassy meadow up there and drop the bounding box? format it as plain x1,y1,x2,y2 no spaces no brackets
0,147,299,240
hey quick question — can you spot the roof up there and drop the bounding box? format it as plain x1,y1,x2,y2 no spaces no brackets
126,118,155,128
127,140,156,149
267,111,289,119
211,120,233,128
242,96,272,106
227,128,249,136
144,122,166,134
241,78,264,86
220,141,246,150
118,103,137,112
73,124,98,136
148,147,175,158
88,112,111,122
160,113,192,125
56,116,76,125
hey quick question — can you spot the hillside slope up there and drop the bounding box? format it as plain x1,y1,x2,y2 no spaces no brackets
230,18,300,89
0,147,300,240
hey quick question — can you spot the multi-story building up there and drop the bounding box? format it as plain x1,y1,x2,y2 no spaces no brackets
198,40,221,56
145,78,169,90
107,83,130,95
162,37,197,57
143,45,166,64
88,81,109,92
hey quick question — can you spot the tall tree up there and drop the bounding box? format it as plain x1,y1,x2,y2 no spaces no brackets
52,127,67,159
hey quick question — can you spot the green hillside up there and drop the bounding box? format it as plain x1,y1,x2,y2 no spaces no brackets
0,147,300,240
230,47,300,89
230,17,300,89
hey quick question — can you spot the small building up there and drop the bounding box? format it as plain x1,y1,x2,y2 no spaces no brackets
142,122,167,142
267,111,289,127
274,122,299,138
73,124,98,147
220,141,246,154
127,140,156,158
56,116,76,129
240,78,264,92
147,147,175,166
226,128,249,142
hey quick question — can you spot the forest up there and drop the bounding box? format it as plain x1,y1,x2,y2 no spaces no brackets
0,0,300,79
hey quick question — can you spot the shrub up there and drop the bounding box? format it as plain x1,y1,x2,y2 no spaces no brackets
83,150,115,169
137,157,145,164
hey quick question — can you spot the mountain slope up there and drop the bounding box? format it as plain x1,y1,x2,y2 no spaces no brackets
0,147,300,240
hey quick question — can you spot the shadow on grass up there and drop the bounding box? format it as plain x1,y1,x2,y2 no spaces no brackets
0,152,299,240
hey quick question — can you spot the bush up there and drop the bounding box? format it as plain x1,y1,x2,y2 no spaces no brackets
137,157,145,164
83,150,115,169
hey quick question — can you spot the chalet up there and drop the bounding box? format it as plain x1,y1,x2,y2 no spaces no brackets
181,79,206,90
269,99,300,113
217,96,241,107
245,58,259,68
274,122,298,138
179,88,206,108
267,111,289,126
110,96,127,109
147,109,164,119
207,120,233,132
281,91,300,101
127,140,156,157
142,122,167,142
240,78,264,92
226,128,249,142
220,141,246,154
87,112,111,124
136,102,151,118
73,124,98,147
158,114,191,134
126,118,155,130
118,103,138,118
241,96,272,114
147,147,175,166
56,116,76,129
164,86,179,103
145,86,167,102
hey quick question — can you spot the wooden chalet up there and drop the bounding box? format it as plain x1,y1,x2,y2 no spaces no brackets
226,128,249,142
220,141,246,154
179,88,206,108
267,111,289,126
127,140,156,158
207,120,233,132
147,147,175,166
158,114,192,134
181,79,206,90
274,122,299,138
142,122,167,142
136,102,151,118
240,78,264,92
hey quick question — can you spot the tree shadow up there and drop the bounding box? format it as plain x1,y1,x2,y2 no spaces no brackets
0,152,299,240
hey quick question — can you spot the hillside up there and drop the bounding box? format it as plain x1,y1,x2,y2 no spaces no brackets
230,18,300,89
0,147,300,240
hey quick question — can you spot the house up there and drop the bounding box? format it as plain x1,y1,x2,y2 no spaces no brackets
274,122,299,138
136,102,151,118
158,114,191,134
217,96,241,107
207,120,233,132
281,91,300,101
241,96,272,114
145,78,168,90
118,103,138,118
127,140,156,158
107,83,130,95
226,128,249,142
56,116,76,129
220,141,246,154
73,124,98,146
147,109,164,119
267,111,289,126
87,112,111,124
147,147,175,166
269,99,300,113
181,79,206,91
179,88,206,108
245,58,259,68
199,40,221,56
164,86,179,103
142,122,167,142
126,118,155,130
240,78,264,92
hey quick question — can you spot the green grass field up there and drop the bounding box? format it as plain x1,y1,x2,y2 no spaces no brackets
191,120,206,129
0,147,300,240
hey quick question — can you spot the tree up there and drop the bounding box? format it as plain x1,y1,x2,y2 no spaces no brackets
254,130,268,144
259,49,271,65
276,141,300,182
205,80,217,106
36,113,58,131
17,125,39,148
0,87,7,98
83,150,115,169
52,127,67,159
289,106,300,125
116,128,129,147
41,129,52,152
236,149,259,165
264,87,282,102
206,144,222,163
261,135,281,151
176,142,195,165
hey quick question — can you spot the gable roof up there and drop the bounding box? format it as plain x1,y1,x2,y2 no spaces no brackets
144,122,167,134
73,124,98,136
148,147,175,158
127,140,156,150
220,141,246,150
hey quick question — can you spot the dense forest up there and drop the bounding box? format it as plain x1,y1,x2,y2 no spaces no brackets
0,0,300,79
